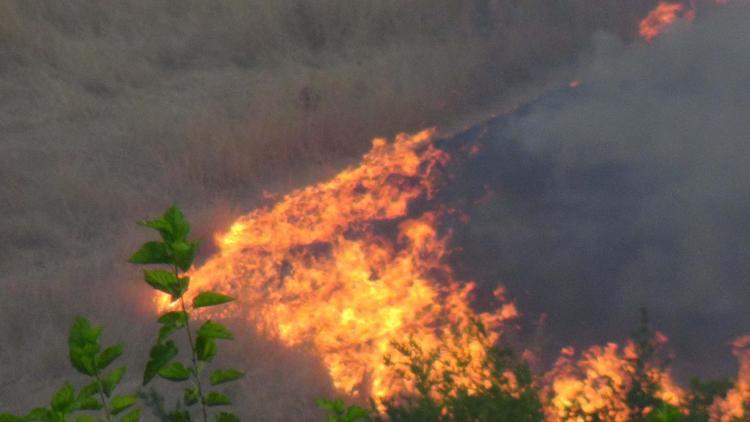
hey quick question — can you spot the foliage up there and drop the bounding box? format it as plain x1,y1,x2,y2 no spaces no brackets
137,388,171,422
315,399,371,422
318,320,543,422
130,205,243,422
1,317,139,422
683,377,733,422
0,206,243,422
379,322,543,422
627,309,668,419
315,310,743,422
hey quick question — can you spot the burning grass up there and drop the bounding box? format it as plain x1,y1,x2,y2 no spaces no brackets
153,129,750,421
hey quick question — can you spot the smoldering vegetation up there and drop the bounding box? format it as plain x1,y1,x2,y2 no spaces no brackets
445,2,750,383
0,0,674,418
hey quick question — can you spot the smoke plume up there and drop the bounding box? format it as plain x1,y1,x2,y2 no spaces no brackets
448,2,750,381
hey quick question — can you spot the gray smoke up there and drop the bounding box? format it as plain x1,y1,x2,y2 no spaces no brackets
451,2,750,380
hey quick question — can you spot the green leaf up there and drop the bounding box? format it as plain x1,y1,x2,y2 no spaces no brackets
97,343,124,370
209,369,244,386
204,392,231,406
76,395,102,411
169,410,191,422
129,241,171,265
173,277,189,300
69,318,102,345
69,346,97,377
345,405,370,421
24,408,52,422
103,366,127,397
119,408,141,422
0,413,23,422
143,270,188,300
193,292,234,309
138,218,174,242
69,317,102,376
197,321,233,340
316,399,369,421
215,413,239,422
51,383,76,413
157,311,189,342
170,240,199,272
158,311,189,327
158,325,178,343
195,335,217,362
75,416,97,422
75,382,102,410
316,398,344,413
79,381,100,397
158,362,192,381
143,340,178,385
184,388,199,407
163,206,190,242
110,395,137,415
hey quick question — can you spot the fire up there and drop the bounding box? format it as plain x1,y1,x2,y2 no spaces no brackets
544,345,631,421
157,129,517,401
639,2,695,42
639,0,739,42
709,336,750,421
148,6,748,404
543,339,684,421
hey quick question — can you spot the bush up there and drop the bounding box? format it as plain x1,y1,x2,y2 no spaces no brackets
319,320,543,422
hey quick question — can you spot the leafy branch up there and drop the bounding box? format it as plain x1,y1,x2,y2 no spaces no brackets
0,317,140,422
130,206,243,422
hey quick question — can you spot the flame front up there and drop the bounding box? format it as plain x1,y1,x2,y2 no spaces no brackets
639,0,739,42
543,340,684,421
152,65,748,416
639,2,694,42
709,336,750,421
158,129,516,401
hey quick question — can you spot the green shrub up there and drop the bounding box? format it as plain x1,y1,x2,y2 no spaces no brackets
318,320,543,422
683,378,733,422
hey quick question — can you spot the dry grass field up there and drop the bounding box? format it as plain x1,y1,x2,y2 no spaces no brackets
0,1,666,418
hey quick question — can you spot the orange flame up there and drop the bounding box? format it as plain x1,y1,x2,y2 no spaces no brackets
157,129,517,401
543,339,684,421
709,336,750,421
639,0,740,42
639,2,695,42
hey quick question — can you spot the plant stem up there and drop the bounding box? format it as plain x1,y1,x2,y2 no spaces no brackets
180,294,209,422
94,371,114,422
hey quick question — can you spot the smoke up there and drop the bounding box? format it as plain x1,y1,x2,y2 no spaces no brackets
449,2,750,380
0,0,697,418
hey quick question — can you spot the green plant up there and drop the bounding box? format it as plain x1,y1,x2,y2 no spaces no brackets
129,205,243,422
319,319,543,422
683,377,733,422
626,309,686,422
0,317,139,422
315,399,371,422
381,335,543,421
643,403,684,422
